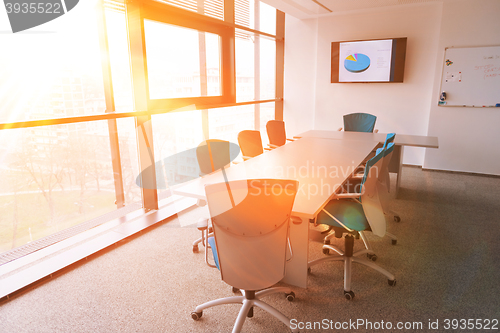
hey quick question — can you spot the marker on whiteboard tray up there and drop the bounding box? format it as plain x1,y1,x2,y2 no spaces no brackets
496,103,500,107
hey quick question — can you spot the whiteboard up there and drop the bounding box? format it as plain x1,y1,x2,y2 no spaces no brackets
438,45,500,107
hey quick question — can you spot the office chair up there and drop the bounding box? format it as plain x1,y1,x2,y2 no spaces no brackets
237,130,270,161
325,133,399,259
338,112,378,133
266,120,295,149
192,139,236,253
191,179,299,333
308,149,396,300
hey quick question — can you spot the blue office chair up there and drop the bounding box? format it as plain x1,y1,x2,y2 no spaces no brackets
327,133,399,258
266,120,296,149
339,112,378,133
308,149,396,300
191,179,299,333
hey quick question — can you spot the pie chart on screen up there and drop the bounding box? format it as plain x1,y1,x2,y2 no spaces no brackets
344,53,370,73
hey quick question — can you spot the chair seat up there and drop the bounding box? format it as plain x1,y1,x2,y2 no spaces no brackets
317,199,369,232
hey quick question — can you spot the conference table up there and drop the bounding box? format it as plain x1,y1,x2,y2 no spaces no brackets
296,130,439,196
174,137,379,288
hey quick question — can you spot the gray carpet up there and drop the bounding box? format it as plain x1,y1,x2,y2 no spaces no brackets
1,167,499,332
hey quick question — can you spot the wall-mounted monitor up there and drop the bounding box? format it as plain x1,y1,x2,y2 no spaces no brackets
331,37,407,83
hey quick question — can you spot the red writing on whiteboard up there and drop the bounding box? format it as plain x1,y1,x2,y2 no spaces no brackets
484,73,498,79
475,64,495,70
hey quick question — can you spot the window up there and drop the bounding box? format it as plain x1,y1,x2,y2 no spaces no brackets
0,0,284,267
145,21,222,99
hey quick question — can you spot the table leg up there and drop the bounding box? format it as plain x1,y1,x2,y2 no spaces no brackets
283,216,309,288
395,146,404,197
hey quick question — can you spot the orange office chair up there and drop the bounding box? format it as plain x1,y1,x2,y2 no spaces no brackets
266,120,296,149
237,130,270,161
192,179,299,333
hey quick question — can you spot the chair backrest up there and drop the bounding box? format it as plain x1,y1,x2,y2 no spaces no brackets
381,132,395,150
343,113,377,132
359,149,386,237
196,140,233,176
266,120,287,147
205,179,298,290
238,130,264,158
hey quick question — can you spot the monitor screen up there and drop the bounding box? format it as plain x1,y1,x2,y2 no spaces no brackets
331,37,406,83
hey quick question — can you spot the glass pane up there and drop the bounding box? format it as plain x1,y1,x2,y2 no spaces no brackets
236,30,255,103
236,0,275,36
260,37,276,100
152,110,204,197
259,1,276,36
0,7,104,123
144,20,221,100
116,118,142,206
105,9,134,112
0,122,117,254
209,105,254,145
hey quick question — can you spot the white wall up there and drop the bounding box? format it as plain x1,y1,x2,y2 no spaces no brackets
283,15,317,137
424,0,500,175
312,3,443,165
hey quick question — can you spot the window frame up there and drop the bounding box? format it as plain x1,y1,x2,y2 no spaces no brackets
126,0,237,112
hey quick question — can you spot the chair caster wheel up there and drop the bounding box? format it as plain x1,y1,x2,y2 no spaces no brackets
388,279,396,286
367,253,377,261
307,267,311,274
192,245,199,253
324,239,330,245
232,287,240,293
322,248,330,255
392,239,397,245
285,291,296,302
394,216,401,222
191,311,203,320
344,290,355,300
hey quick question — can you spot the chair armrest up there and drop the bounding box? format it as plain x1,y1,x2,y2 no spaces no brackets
374,129,379,133
338,127,343,131
264,147,272,151
242,156,252,161
197,217,209,230
268,144,279,149
334,192,361,199
286,138,295,142
292,136,302,139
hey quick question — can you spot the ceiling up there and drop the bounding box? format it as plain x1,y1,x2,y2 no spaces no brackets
261,0,464,19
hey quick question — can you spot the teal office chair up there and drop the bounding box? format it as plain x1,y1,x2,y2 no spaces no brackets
192,140,235,253
237,130,270,161
338,112,378,133
191,179,299,333
266,120,295,149
328,133,399,258
308,149,396,300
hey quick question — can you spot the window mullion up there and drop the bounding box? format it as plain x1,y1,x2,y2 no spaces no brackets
126,0,159,211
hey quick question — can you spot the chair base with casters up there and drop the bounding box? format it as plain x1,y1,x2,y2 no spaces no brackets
191,217,209,253
308,229,396,300
191,288,298,333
